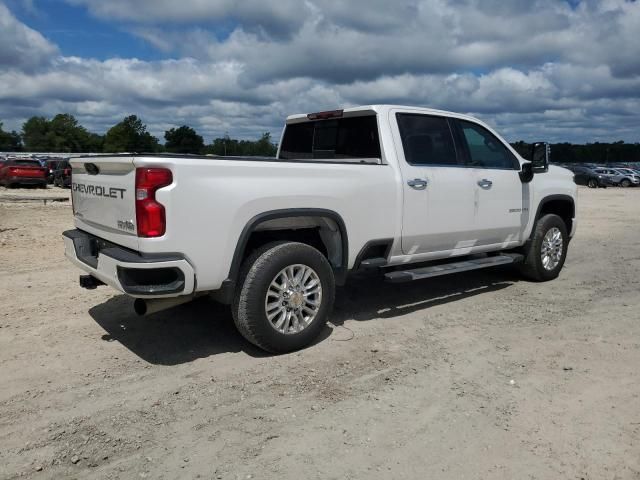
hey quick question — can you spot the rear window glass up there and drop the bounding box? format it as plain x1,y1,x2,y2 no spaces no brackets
13,160,41,166
279,115,381,160
396,113,459,166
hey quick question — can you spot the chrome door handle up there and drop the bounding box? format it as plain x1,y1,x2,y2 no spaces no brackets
407,178,428,190
477,178,493,189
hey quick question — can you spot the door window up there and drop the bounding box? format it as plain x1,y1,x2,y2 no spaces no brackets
396,114,460,166
458,120,519,170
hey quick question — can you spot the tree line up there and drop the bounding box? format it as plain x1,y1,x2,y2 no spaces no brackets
0,114,277,157
510,141,640,164
2,114,639,163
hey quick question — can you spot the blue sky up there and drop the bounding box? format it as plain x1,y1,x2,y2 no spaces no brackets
1,0,639,143
7,0,170,60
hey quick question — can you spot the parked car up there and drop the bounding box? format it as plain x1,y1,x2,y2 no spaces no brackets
52,160,72,187
0,158,47,188
593,168,640,187
64,105,577,353
571,166,611,188
45,159,64,184
614,168,640,183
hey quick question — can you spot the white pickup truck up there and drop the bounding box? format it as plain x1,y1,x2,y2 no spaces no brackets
64,105,577,353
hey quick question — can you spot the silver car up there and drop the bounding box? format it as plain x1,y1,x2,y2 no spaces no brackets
593,168,640,187
615,168,640,182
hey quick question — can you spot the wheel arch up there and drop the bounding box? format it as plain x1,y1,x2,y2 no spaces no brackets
533,194,575,237
216,208,349,303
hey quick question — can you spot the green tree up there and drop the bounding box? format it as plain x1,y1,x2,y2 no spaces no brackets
86,132,105,152
21,114,103,152
103,115,159,153
252,132,277,156
46,114,96,152
0,122,22,151
164,125,204,154
21,116,50,151
203,132,277,157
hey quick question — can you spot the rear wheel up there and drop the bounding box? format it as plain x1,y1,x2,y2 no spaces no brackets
232,241,335,353
519,214,568,281
587,179,598,188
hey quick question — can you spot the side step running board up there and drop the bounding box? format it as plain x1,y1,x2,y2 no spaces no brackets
359,257,388,268
384,254,523,283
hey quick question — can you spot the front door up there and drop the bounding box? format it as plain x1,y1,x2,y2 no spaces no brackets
392,111,479,256
455,119,525,246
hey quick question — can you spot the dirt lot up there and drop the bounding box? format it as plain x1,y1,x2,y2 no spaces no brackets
1,186,639,479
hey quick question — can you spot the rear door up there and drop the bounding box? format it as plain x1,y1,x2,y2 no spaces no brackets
453,119,525,247
70,156,139,250
392,111,478,255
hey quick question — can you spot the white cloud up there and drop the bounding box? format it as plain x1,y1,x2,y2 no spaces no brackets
0,3,58,71
67,0,308,38
1,0,639,143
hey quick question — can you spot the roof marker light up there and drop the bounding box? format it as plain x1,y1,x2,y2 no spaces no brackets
307,110,344,120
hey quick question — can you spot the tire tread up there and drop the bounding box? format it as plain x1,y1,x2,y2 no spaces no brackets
519,213,568,281
232,241,334,353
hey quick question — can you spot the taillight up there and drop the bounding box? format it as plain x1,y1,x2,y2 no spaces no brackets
135,168,172,238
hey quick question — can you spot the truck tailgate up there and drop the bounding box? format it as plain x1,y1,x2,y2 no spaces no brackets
70,156,139,250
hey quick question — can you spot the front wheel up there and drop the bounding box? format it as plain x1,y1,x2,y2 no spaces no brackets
232,241,335,353
587,179,598,188
519,214,568,281
621,179,631,188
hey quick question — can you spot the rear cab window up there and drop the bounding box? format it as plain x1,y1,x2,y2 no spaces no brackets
279,115,381,160
395,113,460,166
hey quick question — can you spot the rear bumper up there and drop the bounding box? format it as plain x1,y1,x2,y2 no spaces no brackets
5,176,46,185
63,229,195,298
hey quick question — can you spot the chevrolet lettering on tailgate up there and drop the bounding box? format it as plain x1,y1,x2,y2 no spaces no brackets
72,182,126,199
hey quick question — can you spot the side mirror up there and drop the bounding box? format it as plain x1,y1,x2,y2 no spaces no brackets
531,142,550,173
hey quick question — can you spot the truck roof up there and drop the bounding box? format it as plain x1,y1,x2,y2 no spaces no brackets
286,105,483,125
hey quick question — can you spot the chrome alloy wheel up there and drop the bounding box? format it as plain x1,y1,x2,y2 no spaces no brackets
265,264,322,334
541,227,563,271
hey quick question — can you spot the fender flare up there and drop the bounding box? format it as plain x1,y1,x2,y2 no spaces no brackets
217,208,349,303
528,194,575,240
534,194,575,220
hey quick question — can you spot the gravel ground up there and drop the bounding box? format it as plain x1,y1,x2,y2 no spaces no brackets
0,187,639,479
0,185,70,203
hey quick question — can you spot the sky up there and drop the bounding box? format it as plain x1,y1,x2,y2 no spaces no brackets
1,0,639,144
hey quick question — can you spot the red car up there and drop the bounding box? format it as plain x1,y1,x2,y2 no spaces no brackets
0,159,47,188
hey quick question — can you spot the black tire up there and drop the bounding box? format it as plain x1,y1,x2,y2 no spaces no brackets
587,179,598,188
621,179,631,188
232,241,335,353
518,214,568,282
